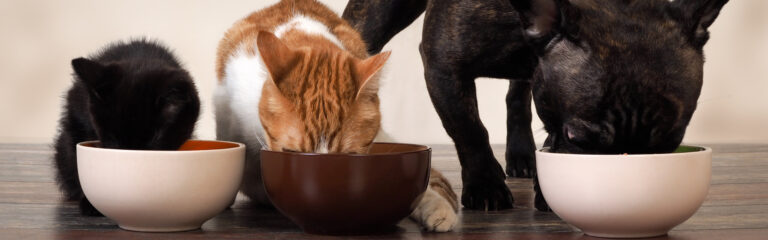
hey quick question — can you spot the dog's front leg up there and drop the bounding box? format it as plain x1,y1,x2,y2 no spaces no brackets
421,66,515,211
505,80,536,178
533,134,557,211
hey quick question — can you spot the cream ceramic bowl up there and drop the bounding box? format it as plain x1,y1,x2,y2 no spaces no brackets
536,146,711,238
76,140,245,232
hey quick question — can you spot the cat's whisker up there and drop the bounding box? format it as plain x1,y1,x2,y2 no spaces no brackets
255,134,268,150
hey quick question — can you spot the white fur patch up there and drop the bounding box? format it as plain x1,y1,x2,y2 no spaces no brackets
216,48,269,149
316,136,329,153
215,14,350,204
273,14,344,48
215,48,271,205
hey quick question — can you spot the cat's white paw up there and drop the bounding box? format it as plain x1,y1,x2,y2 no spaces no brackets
411,188,458,232
424,202,458,232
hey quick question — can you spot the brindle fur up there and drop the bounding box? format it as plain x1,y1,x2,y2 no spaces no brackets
343,0,728,211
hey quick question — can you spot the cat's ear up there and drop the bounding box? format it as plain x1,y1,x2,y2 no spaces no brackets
72,58,121,98
257,31,301,87
353,51,391,99
72,58,105,84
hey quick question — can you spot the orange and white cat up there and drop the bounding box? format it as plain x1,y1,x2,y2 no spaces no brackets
214,0,458,232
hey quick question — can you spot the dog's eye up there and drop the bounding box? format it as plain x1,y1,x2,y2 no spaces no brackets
281,148,299,153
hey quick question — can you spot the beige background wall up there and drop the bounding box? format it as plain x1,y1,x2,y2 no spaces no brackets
0,0,766,145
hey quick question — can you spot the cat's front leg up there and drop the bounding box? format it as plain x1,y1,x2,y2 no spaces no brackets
79,197,103,216
239,147,272,206
410,169,458,232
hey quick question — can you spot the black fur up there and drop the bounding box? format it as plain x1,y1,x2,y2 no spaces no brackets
343,0,727,211
515,0,728,154
53,40,200,216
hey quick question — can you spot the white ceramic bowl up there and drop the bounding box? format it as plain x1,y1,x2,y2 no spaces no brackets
77,140,245,232
536,146,711,238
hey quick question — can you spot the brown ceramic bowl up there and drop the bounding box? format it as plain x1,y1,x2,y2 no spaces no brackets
260,143,431,235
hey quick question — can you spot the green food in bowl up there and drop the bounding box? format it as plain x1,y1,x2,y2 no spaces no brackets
674,145,705,153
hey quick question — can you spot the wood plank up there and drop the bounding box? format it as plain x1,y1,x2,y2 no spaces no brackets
0,164,55,182
0,182,61,204
710,165,768,184
0,151,52,166
703,183,768,206
678,204,768,230
0,144,52,151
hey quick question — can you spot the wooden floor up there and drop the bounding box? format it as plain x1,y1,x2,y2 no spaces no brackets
1,143,767,239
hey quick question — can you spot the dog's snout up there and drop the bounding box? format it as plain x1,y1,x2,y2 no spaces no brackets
562,118,615,150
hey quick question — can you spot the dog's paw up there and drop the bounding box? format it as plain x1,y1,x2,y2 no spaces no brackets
412,189,458,232
505,152,534,178
461,178,514,211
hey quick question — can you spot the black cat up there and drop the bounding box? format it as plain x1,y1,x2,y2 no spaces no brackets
53,40,200,216
343,0,728,211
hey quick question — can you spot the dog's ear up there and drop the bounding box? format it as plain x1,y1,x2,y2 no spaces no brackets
668,0,729,48
509,0,578,51
510,0,558,39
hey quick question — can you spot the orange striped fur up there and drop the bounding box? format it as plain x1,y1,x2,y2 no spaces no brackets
215,0,458,232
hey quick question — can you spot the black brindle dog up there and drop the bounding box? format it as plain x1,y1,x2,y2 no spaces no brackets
343,0,728,211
